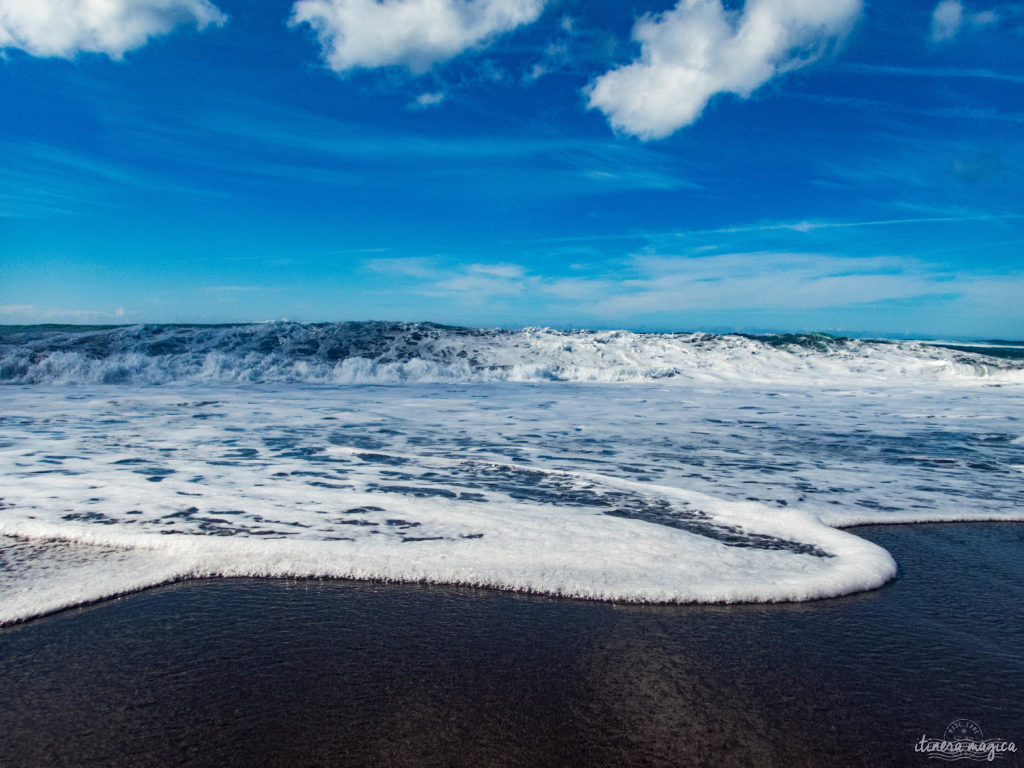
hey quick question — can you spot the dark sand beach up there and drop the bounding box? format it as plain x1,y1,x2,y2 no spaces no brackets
1,522,1021,767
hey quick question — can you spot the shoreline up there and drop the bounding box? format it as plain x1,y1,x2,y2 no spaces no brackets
1,522,1022,767
2,518,1023,628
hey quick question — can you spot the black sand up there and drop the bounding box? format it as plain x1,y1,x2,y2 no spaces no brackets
0,523,1021,767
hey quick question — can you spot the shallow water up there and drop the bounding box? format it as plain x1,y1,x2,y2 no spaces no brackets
3,380,1024,619
0,523,1020,767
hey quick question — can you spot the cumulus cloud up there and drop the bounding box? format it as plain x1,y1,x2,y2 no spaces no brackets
289,0,548,74
930,0,1000,42
0,0,226,59
586,0,862,140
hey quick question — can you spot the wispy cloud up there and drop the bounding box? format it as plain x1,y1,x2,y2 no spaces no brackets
432,273,531,296
540,277,613,301
364,257,441,279
507,214,1019,247
466,263,525,279
0,92,696,223
790,92,1024,124
523,15,575,83
717,214,1022,233
595,252,953,314
0,304,125,322
930,0,1000,42
359,244,1024,334
409,91,446,110
839,61,1024,84
949,153,1003,183
193,101,699,197
932,0,966,41
0,139,228,219
364,258,534,297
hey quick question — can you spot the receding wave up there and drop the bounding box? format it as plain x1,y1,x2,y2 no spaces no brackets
1,322,1022,385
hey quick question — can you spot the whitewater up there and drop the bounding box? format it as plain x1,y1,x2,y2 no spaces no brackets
2,322,1023,624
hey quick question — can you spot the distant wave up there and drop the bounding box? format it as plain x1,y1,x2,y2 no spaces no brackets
1,322,1022,385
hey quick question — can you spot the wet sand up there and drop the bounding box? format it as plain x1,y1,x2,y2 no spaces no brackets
0,523,1021,767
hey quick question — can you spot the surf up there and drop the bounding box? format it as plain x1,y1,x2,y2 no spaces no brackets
2,322,1021,385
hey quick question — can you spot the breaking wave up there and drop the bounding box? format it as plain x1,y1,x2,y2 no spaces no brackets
1,322,1022,385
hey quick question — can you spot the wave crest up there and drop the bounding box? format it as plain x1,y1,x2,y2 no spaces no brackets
1,322,1021,385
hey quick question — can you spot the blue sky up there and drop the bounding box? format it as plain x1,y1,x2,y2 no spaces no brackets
1,0,1022,337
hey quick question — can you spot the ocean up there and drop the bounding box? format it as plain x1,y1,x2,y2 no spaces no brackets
1,322,1023,623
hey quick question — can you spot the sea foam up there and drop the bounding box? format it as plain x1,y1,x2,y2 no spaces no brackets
1,322,1021,385
1,324,1022,623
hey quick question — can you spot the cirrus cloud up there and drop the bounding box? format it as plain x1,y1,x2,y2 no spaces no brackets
289,0,548,74
586,0,862,140
0,0,226,59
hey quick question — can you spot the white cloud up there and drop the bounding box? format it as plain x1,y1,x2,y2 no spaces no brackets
0,304,36,316
434,274,528,295
523,15,573,83
467,263,525,278
540,277,612,300
586,0,862,140
289,0,547,74
0,303,121,322
431,262,532,295
0,0,226,59
411,91,446,109
593,252,954,314
363,258,533,296
931,0,965,40
524,39,567,82
930,0,1001,42
356,249,1024,332
364,257,441,278
971,9,999,26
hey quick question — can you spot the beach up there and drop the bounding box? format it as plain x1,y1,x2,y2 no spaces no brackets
1,522,1021,767
5,0,1024,762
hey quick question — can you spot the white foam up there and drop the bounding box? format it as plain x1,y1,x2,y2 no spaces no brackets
2,323,1021,386
0,536,188,626
1,377,1022,624
0,481,898,626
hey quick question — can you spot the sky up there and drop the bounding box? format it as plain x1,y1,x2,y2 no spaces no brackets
1,0,1022,338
